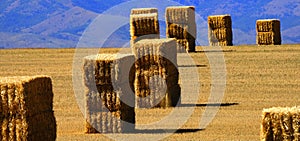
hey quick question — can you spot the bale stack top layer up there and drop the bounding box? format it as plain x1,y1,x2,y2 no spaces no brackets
256,19,280,32
0,75,50,84
130,13,160,40
208,14,232,29
166,6,195,24
133,38,177,59
84,54,134,61
131,8,158,15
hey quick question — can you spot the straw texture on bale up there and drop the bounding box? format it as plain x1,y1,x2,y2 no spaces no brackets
176,39,196,53
166,6,196,52
132,39,181,108
256,19,281,45
261,107,300,141
0,76,56,141
165,6,195,24
83,54,135,133
208,14,233,46
130,13,160,43
131,8,158,15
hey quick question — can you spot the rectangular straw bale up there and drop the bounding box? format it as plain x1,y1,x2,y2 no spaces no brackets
130,13,160,42
256,19,281,45
0,75,56,141
261,107,300,141
256,32,281,45
208,14,232,30
208,14,233,46
85,107,134,134
131,8,158,15
256,19,280,32
84,54,135,87
209,40,232,47
83,54,135,133
0,76,53,117
166,23,196,39
166,6,195,24
132,39,180,108
208,28,232,41
176,39,196,53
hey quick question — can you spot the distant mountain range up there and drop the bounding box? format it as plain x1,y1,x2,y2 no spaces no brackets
0,0,299,48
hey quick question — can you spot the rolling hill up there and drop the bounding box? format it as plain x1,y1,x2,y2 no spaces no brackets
0,0,299,48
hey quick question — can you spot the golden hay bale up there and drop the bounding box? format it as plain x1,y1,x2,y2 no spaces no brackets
208,14,232,30
166,23,196,40
131,8,158,15
165,6,195,24
176,38,196,53
208,28,232,41
0,75,56,141
165,6,196,52
256,19,281,45
208,14,233,46
130,13,160,42
261,107,300,141
83,54,135,133
256,32,281,45
132,39,180,108
256,19,280,32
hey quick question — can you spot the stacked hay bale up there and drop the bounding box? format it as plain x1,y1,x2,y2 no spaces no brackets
132,38,181,108
261,107,300,141
0,75,56,141
131,8,158,15
256,19,281,45
208,14,233,46
130,8,160,44
165,6,196,52
83,54,135,133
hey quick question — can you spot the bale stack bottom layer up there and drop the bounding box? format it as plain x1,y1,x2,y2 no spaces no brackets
0,75,56,141
83,54,136,133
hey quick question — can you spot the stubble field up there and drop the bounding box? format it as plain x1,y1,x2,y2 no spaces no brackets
0,45,299,140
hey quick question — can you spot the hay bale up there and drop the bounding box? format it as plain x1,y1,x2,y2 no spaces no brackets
256,19,280,32
131,8,158,15
165,6,195,24
165,6,196,52
208,14,232,30
256,19,281,45
176,39,196,53
132,39,181,108
0,75,56,141
208,14,233,46
83,54,135,133
166,23,196,40
130,13,160,43
261,107,300,141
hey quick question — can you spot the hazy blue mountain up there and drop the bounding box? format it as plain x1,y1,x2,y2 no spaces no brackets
0,0,299,48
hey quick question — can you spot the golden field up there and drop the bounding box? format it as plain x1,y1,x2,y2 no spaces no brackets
0,45,299,140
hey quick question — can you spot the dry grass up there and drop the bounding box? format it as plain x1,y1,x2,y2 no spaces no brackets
0,45,299,140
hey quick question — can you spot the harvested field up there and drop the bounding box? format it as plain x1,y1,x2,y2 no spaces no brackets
0,45,299,140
